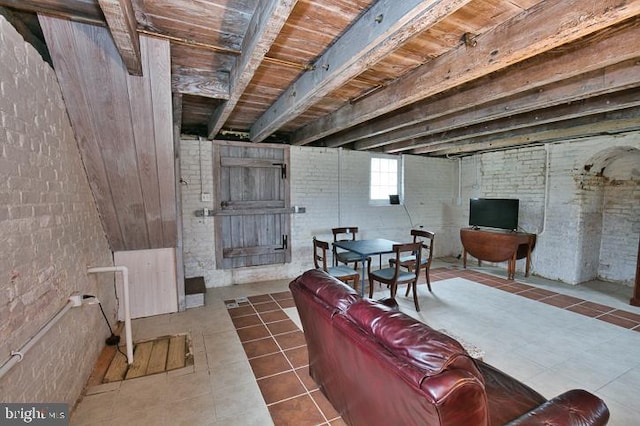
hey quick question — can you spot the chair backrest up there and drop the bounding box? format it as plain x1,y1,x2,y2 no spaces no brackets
411,229,434,266
391,242,422,281
332,227,358,242
313,237,330,271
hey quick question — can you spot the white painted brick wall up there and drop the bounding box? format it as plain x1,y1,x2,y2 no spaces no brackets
1,17,114,405
461,134,640,285
180,143,459,286
481,147,547,234
180,133,639,289
599,163,640,284
457,147,547,274
179,137,216,281
538,136,640,284
403,154,459,256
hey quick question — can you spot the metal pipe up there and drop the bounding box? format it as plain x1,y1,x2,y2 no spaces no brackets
0,299,75,380
87,266,133,365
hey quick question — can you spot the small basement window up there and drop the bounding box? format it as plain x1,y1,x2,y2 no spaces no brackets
370,156,403,205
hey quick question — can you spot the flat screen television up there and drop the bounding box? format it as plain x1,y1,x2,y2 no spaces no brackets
469,198,519,231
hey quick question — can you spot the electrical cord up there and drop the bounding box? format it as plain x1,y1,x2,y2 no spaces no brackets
83,295,127,360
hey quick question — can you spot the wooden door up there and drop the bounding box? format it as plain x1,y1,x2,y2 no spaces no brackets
213,141,291,269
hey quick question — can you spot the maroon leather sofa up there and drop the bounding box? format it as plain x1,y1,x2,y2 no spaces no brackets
290,269,609,426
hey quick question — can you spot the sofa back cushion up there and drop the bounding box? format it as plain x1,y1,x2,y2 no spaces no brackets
293,269,359,312
346,299,483,384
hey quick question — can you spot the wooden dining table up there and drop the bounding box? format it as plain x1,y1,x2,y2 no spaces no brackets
332,238,399,297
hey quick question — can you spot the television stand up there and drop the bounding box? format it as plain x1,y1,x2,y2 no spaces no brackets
460,228,536,280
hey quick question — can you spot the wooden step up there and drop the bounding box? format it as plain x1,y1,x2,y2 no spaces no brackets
185,277,206,308
166,334,186,370
88,333,192,385
103,348,129,383
146,338,170,375
125,341,154,379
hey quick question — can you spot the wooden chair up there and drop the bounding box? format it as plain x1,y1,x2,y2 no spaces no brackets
389,229,435,295
368,242,423,311
313,237,362,291
332,227,361,268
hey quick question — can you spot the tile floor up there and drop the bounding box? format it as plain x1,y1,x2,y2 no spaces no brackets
71,260,640,425
225,293,343,425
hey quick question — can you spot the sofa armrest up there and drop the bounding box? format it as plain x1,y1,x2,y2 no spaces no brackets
506,389,609,426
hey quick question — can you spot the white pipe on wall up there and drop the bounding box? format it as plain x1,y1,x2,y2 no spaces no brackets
538,143,551,236
338,147,343,226
87,266,133,365
0,298,76,380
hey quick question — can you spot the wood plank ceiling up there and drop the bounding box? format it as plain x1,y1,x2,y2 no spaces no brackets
3,0,640,158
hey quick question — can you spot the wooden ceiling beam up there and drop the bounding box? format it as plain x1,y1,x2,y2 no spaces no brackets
292,0,640,146
377,59,640,153
207,0,298,139
249,0,472,143
0,0,105,25
421,107,640,156
401,88,640,154
97,0,142,75
171,67,230,99
324,21,640,149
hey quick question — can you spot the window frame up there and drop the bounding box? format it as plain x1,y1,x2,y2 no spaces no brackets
369,155,403,206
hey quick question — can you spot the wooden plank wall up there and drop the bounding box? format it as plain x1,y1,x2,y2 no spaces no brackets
39,16,176,251
114,248,178,319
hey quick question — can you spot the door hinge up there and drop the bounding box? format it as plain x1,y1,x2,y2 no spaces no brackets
276,234,288,251
272,162,286,179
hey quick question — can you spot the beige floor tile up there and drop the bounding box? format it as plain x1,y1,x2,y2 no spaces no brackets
84,381,121,396
483,351,547,382
203,332,246,368
71,266,640,426
70,419,110,426
166,370,212,402
211,380,265,419
596,367,640,408
109,404,170,426
549,356,632,391
209,358,255,389
71,392,116,424
113,375,170,413
167,365,196,378
513,361,590,398
164,393,217,426
212,405,274,426
597,398,640,426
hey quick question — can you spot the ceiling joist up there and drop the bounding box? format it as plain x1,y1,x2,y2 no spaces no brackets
404,88,640,155
171,67,230,99
97,0,141,75
207,0,298,139
292,0,640,146
0,0,105,25
323,20,640,150
425,107,640,156
249,0,472,143
380,58,640,152
6,0,640,157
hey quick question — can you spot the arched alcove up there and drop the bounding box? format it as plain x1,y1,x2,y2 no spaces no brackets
578,146,640,287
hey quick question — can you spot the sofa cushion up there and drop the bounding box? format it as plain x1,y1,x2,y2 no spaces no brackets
294,269,359,312
475,360,546,425
346,299,483,383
